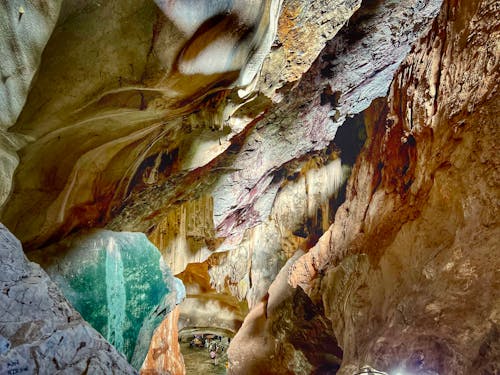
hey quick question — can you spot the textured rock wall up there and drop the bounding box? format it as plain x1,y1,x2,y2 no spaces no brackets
208,156,350,308
200,0,442,324
288,0,499,373
0,224,136,374
209,0,442,251
0,0,365,251
148,195,222,275
1,0,496,373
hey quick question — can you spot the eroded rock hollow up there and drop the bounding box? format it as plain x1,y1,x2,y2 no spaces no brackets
0,0,498,374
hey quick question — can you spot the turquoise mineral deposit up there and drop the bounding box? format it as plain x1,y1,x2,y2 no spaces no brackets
30,230,186,369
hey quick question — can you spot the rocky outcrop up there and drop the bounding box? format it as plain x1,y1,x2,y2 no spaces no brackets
228,251,343,374
181,0,443,313
287,0,499,373
0,224,136,374
140,307,185,375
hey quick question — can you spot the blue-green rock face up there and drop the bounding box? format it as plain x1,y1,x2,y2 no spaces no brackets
30,230,185,369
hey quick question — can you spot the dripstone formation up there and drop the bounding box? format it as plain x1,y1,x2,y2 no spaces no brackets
0,0,497,374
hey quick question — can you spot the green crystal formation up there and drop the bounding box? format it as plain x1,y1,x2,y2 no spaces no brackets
30,230,185,369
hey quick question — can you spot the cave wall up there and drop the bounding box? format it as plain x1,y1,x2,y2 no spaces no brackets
0,0,497,373
285,0,499,373
141,306,185,375
0,0,62,207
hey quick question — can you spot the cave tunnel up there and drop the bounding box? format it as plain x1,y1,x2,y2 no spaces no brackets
0,0,498,374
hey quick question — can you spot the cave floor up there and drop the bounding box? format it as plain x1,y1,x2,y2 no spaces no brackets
180,339,229,375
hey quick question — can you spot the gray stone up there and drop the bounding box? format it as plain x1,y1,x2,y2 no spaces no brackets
0,224,137,374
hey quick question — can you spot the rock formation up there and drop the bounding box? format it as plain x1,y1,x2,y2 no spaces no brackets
286,0,499,373
0,0,498,373
141,307,185,375
0,0,62,208
228,251,343,374
0,224,136,374
30,230,185,369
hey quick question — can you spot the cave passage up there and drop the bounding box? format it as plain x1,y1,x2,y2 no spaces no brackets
179,330,234,375
0,0,497,374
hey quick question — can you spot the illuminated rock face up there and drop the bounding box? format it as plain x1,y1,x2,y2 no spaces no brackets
141,307,185,375
0,0,366,251
0,0,497,373
30,230,185,369
285,0,499,373
0,1,62,207
0,224,136,374
228,251,343,374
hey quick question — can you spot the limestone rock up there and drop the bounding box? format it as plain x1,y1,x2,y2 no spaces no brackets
140,307,185,375
148,195,222,275
0,0,497,373
210,0,443,247
0,223,136,374
0,1,61,129
0,1,62,207
289,0,500,373
30,230,186,369
177,262,248,334
208,157,350,308
0,0,366,251
227,251,343,374
258,0,362,96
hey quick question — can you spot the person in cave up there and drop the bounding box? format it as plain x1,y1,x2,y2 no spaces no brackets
210,349,217,366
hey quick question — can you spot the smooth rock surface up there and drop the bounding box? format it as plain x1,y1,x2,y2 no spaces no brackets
0,1,61,129
0,0,62,207
0,223,136,374
140,307,185,375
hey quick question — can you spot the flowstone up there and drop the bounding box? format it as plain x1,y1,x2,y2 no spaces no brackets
31,230,185,369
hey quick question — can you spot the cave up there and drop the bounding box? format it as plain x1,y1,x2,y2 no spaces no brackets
0,0,498,374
